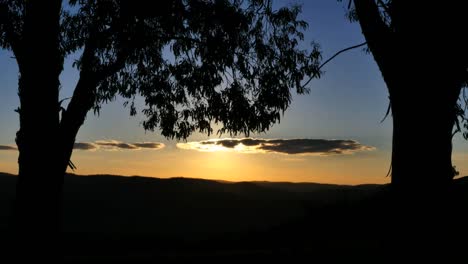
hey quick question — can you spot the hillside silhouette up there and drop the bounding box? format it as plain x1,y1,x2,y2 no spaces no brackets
1,172,468,262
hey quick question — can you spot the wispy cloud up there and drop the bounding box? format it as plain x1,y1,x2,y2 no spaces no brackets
74,142,98,150
75,140,164,151
95,140,139,150
133,142,165,149
0,145,17,151
94,140,164,151
1,141,164,152
177,138,375,155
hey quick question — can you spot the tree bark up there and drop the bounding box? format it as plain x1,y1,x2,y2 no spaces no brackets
13,0,63,259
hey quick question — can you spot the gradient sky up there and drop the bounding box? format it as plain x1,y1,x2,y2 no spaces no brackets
1,0,467,184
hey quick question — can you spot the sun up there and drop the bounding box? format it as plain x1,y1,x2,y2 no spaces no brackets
176,140,230,152
177,139,264,154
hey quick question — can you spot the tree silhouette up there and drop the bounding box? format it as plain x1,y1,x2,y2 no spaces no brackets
342,0,468,190
0,0,320,254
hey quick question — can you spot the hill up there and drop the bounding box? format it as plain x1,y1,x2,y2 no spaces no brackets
0,172,383,235
1,172,468,262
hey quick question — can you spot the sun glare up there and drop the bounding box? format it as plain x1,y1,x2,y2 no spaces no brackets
176,140,231,152
177,139,265,154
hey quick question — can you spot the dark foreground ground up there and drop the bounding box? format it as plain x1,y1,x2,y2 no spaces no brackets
1,172,468,262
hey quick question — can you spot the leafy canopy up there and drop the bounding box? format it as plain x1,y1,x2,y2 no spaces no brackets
1,0,321,140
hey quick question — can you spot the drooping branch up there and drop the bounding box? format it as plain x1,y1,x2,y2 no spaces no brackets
380,97,391,123
301,41,367,89
319,42,367,70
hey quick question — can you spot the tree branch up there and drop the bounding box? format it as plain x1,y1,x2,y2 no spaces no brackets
301,41,367,89
60,41,97,114
319,42,367,70
354,0,391,45
59,40,99,171
354,0,394,91
354,0,389,35
97,48,129,78
98,34,204,78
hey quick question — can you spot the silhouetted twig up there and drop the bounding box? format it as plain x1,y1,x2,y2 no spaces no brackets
319,42,367,70
301,41,367,89
380,97,391,123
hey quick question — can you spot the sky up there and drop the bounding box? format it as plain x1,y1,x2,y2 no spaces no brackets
1,0,467,185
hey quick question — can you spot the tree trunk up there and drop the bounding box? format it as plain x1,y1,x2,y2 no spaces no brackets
354,0,466,192
12,0,63,260
389,78,461,192
12,7,105,259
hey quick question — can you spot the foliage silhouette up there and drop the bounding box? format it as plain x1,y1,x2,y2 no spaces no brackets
340,0,468,189
0,0,321,258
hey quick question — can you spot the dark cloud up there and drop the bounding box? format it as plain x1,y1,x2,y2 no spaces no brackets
178,138,375,155
94,140,165,150
0,145,17,151
96,141,139,149
74,142,97,150
1,141,164,152
216,139,240,148
133,142,164,149
256,139,372,155
239,138,265,146
72,140,165,151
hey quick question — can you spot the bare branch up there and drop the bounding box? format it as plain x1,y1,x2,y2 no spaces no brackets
301,41,367,89
319,42,367,70
386,160,392,177
380,97,391,123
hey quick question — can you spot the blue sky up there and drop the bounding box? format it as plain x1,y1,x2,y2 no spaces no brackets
0,0,467,184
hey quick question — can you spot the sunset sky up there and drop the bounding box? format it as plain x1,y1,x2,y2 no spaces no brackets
1,0,467,185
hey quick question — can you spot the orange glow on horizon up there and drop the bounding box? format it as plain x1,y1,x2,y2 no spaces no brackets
59,147,392,185
12,144,468,185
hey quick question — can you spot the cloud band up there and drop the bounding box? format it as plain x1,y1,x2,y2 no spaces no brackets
177,138,375,155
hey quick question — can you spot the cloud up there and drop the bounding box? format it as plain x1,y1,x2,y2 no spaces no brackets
257,139,374,155
95,140,139,150
0,145,17,151
177,138,375,156
133,142,165,149
74,142,98,150
1,140,164,152
93,140,165,151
